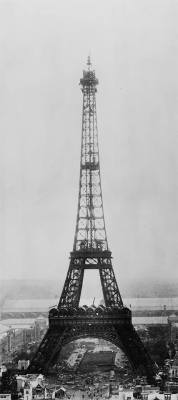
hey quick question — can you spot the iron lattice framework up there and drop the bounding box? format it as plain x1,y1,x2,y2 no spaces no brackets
75,60,106,252
58,57,123,309
28,59,157,382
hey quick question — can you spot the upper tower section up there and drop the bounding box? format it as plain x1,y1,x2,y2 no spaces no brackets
73,58,108,254
80,56,99,91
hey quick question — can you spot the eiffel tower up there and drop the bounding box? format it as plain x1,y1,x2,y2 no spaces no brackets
28,58,156,382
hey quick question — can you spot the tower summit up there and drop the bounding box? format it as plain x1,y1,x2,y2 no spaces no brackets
28,60,157,382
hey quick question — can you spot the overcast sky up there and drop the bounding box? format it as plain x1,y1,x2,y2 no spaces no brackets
0,0,177,297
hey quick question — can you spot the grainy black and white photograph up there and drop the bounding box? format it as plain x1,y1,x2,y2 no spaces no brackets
0,0,177,398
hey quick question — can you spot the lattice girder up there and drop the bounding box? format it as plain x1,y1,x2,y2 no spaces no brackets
58,59,123,308
74,62,107,252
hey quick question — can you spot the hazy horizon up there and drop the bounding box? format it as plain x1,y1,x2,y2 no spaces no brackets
0,277,178,302
0,0,177,293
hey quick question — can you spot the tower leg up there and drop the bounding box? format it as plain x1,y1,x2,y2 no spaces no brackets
114,324,156,383
58,259,84,308
27,326,66,374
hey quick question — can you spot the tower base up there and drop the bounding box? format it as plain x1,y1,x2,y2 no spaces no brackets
27,306,157,383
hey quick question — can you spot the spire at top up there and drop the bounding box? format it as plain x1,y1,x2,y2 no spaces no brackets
80,56,98,89
87,55,92,70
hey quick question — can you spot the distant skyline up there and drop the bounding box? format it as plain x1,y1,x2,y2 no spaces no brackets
0,0,177,298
